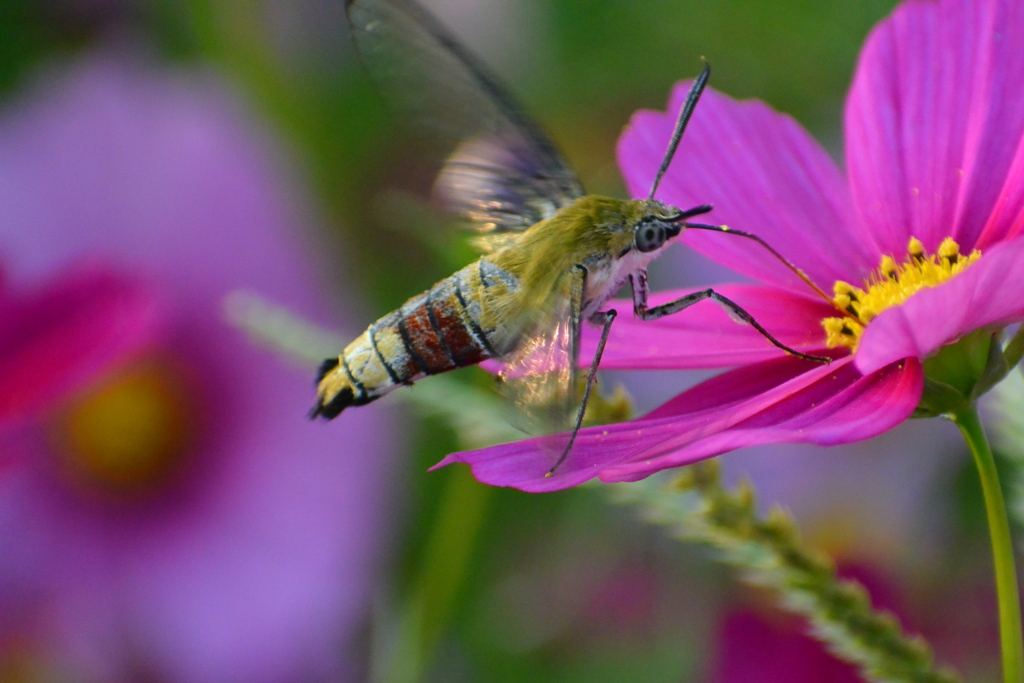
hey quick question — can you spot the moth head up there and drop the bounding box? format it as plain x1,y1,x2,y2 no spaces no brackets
632,200,684,253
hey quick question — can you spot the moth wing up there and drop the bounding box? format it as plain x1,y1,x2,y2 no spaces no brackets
469,231,520,256
495,271,580,439
436,134,585,239
346,0,585,240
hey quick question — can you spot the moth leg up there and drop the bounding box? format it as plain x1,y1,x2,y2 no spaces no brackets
566,265,586,396
552,264,614,479
629,274,829,364
547,311,617,475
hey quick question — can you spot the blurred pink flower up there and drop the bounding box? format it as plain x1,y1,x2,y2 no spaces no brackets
710,610,863,683
0,267,156,430
710,565,911,683
439,0,1024,492
0,55,395,681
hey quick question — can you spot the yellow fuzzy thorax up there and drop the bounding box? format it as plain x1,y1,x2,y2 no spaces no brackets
823,236,981,351
490,195,644,308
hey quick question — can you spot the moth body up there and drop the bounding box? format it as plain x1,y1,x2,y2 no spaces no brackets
312,196,681,418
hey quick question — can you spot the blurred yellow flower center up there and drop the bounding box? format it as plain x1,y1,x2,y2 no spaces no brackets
50,358,194,498
823,237,981,351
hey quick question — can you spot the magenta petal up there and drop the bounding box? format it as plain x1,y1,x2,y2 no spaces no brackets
582,284,836,370
431,436,631,494
0,267,157,421
433,356,832,492
437,354,920,492
846,0,1024,255
980,128,1024,248
600,357,921,482
618,83,875,291
855,237,1024,374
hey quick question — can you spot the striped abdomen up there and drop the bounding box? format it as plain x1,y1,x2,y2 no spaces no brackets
312,258,519,419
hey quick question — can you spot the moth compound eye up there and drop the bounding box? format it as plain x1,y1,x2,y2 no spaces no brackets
635,221,667,252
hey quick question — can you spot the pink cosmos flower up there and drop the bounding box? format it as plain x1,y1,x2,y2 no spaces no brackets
0,55,395,681
438,0,1024,492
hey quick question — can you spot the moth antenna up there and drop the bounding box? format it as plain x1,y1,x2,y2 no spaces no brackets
648,60,711,201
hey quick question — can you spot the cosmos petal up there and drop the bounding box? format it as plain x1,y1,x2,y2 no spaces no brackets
599,357,921,482
979,112,1024,247
846,0,1024,255
437,354,920,492
855,237,1024,375
618,84,875,291
581,284,837,370
0,267,158,422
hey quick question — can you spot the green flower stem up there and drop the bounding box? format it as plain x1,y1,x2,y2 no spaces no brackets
953,405,1024,683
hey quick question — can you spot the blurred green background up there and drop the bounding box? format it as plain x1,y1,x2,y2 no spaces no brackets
4,1,1010,681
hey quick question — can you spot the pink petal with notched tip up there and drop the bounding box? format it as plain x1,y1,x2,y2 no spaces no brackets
618,85,875,292
0,267,157,423
436,353,919,493
581,283,837,370
846,0,1024,257
855,237,1024,375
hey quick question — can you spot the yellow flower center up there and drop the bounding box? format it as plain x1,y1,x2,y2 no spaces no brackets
48,357,196,500
823,237,981,351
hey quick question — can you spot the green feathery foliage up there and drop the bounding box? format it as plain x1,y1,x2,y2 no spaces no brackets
612,461,961,683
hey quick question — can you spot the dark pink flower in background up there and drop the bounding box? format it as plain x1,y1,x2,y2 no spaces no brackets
709,565,909,683
0,267,157,432
709,610,864,683
439,0,1024,492
0,55,395,681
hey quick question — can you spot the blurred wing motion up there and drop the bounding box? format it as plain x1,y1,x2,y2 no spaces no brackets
495,270,581,437
343,0,586,436
345,0,585,248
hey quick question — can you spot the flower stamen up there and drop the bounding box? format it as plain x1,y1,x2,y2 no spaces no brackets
823,237,980,351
